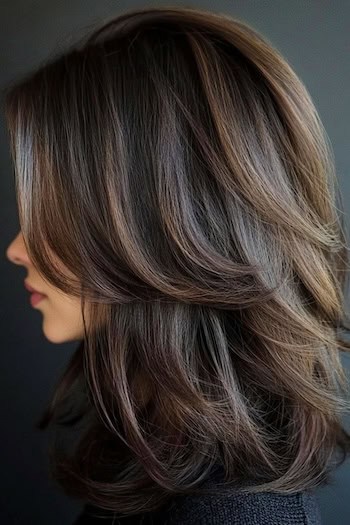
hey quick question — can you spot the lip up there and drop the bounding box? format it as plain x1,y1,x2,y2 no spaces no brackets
30,292,47,307
24,280,46,296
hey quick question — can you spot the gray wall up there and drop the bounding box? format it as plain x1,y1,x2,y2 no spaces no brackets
1,1,349,523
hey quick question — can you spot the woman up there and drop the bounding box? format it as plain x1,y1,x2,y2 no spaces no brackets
4,5,350,524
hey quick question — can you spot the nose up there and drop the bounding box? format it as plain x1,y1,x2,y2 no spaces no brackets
6,231,31,266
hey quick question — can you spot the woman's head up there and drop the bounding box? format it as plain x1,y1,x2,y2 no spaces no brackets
4,4,350,517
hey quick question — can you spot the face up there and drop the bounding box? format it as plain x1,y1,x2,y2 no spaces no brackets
6,230,87,344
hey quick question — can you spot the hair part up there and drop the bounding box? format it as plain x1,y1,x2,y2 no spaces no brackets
4,4,350,518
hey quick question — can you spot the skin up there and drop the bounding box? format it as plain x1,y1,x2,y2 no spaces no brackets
6,230,87,344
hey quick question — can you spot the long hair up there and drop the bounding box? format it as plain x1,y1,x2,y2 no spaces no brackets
4,5,350,518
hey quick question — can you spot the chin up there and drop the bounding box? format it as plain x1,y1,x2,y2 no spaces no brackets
42,325,68,344
43,332,67,344
42,317,84,343
44,331,83,344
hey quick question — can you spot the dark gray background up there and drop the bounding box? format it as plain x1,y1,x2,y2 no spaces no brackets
1,1,349,524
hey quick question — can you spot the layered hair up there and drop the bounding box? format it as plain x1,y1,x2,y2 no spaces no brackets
4,4,350,518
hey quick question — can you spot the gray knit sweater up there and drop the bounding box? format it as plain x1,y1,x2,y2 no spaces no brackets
73,467,323,524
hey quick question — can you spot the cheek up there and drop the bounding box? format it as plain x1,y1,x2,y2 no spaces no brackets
60,296,85,326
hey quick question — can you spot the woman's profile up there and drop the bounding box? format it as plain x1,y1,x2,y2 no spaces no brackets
4,5,350,524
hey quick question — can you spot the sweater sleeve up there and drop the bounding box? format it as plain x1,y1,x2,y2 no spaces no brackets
156,488,323,525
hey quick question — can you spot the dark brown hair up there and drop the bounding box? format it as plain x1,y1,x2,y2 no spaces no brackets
4,4,350,519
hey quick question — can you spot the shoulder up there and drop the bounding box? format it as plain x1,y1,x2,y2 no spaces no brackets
73,470,323,525
151,477,323,525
